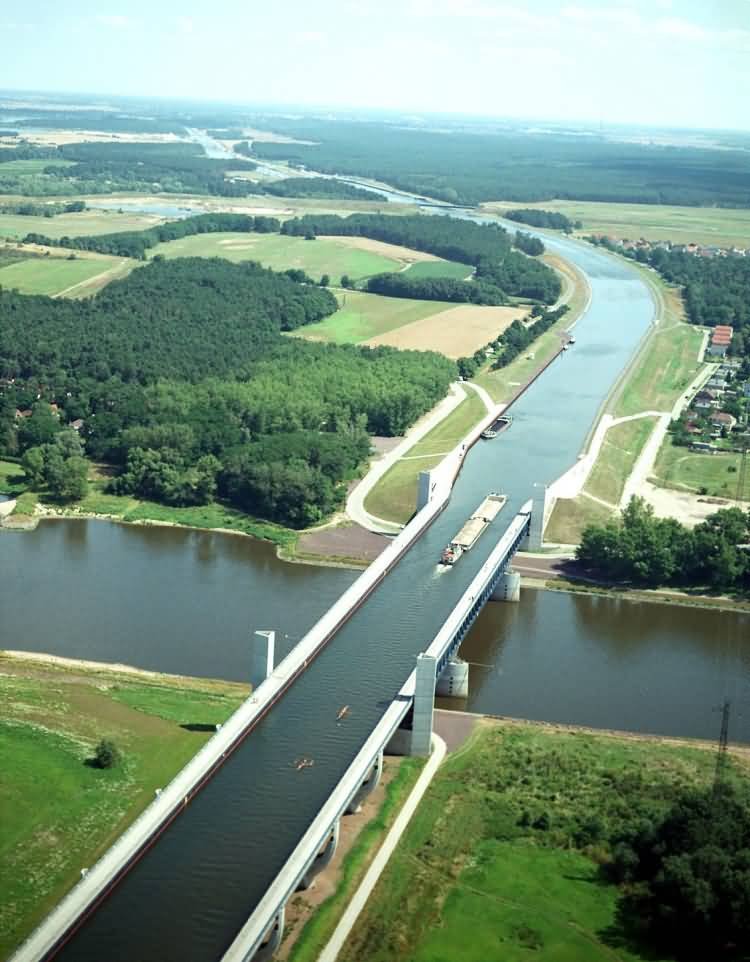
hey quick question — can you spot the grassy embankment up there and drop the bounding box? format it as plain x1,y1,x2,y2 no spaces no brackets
474,253,588,404
653,442,746,501
0,460,298,548
340,719,746,962
0,207,162,240
483,198,750,249
0,654,247,957
545,267,706,545
283,757,424,962
149,231,401,282
363,391,487,525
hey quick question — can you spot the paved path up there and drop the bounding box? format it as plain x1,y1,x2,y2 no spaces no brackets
346,384,466,533
317,734,447,962
0,498,16,518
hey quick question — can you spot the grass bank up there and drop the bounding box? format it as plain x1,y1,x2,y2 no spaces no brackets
0,654,247,957
584,416,658,506
283,757,424,962
653,438,747,502
340,719,744,962
363,391,487,525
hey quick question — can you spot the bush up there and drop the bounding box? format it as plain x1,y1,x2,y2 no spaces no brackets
93,738,121,769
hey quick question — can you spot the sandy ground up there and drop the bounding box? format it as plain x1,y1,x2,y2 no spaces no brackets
0,649,216,685
2,131,185,147
296,523,389,565
364,303,529,358
319,235,441,263
639,480,741,526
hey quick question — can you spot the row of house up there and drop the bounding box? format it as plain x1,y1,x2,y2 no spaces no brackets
598,236,749,258
683,360,750,451
708,325,734,358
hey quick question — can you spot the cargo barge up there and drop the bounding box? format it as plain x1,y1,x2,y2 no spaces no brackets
481,414,513,440
440,493,507,565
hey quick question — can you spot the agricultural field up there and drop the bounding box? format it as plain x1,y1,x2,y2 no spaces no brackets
653,439,747,502
148,231,400,281
403,259,473,280
0,207,163,240
294,290,455,345
340,719,732,962
484,199,750,248
0,253,129,297
364,303,528,359
0,654,247,957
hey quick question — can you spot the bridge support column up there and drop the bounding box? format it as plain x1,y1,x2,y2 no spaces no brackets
491,569,520,602
411,653,437,756
250,630,275,690
252,906,285,962
436,657,469,697
297,818,340,890
346,750,383,814
520,491,545,552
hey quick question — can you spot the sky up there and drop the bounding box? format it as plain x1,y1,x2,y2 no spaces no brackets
1,0,749,130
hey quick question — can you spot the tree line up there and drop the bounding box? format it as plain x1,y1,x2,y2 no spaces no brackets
0,258,455,526
0,200,85,217
489,304,569,369
577,496,750,590
23,212,280,260
365,272,507,305
505,208,580,232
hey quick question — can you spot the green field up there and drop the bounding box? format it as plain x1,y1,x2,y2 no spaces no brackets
297,289,454,345
0,208,162,240
0,254,125,296
0,159,73,175
544,493,614,546
485,199,750,248
149,231,400,282
364,391,487,524
0,656,247,957
403,259,472,280
340,720,728,962
584,416,658,506
0,459,25,496
653,438,747,501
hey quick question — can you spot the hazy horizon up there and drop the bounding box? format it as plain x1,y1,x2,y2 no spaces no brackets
1,0,748,131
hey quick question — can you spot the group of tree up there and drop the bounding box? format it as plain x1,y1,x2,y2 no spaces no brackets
490,304,569,369
512,230,545,256
0,257,455,526
23,211,280,260
0,199,85,218
20,427,88,501
505,208,580,232
249,118,750,207
577,496,750,589
365,271,507,305
260,176,385,202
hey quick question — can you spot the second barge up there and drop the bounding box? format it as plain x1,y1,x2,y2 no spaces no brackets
481,414,513,440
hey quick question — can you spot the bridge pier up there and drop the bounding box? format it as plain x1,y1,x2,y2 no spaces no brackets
490,569,520,602
417,469,438,511
251,907,285,962
411,653,437,756
297,819,340,890
435,656,469,697
346,750,383,814
520,492,545,551
250,630,275,690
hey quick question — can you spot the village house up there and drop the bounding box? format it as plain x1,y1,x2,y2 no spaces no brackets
710,411,737,433
707,325,733,358
693,389,721,410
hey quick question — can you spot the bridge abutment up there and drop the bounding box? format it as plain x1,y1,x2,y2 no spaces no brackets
250,630,275,690
435,656,469,697
519,492,545,551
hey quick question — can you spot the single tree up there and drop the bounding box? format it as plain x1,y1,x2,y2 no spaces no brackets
93,738,121,769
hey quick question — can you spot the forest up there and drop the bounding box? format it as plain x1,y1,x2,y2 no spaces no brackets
365,272,507,305
588,238,750,357
249,118,750,206
24,211,281,259
577,496,750,590
259,176,385,202
0,258,455,526
505,208,579,232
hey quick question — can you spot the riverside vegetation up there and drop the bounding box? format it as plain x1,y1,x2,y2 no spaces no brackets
341,720,750,962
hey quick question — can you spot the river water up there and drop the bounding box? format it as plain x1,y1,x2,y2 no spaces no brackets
3,150,749,961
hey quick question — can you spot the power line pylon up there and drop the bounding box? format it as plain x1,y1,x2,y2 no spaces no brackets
713,698,731,795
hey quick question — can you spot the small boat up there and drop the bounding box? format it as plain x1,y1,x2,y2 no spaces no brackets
568,335,576,344
337,705,351,721
481,415,513,440
294,757,314,770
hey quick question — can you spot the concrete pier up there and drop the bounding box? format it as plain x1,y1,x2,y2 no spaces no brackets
346,751,383,814
520,493,544,551
298,820,340,891
491,569,520,602
411,654,437,756
435,657,469,697
250,631,275,690
253,908,284,962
